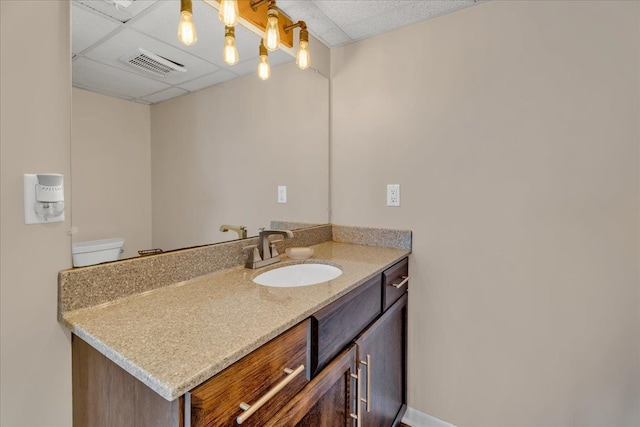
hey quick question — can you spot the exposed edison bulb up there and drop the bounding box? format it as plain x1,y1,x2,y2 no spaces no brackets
263,5,280,51
296,28,310,70
296,40,310,69
177,0,197,46
223,26,239,65
258,43,271,80
219,0,239,27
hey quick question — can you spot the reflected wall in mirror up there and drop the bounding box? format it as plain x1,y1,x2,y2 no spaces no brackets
71,0,329,261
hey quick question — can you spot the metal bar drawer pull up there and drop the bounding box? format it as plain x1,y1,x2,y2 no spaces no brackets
236,364,305,424
392,276,410,289
349,368,362,427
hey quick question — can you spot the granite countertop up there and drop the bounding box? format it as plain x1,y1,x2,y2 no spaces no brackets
63,241,410,401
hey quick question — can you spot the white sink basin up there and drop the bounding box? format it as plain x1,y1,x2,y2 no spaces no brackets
253,264,342,287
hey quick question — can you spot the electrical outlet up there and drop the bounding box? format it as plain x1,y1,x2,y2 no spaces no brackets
387,184,400,207
278,185,287,203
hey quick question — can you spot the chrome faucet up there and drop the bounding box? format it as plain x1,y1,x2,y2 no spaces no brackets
220,224,247,239
245,229,294,269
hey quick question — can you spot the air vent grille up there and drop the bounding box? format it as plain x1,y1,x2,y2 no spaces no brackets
119,48,187,77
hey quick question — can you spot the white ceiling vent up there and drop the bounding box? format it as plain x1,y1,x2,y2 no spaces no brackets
119,48,187,77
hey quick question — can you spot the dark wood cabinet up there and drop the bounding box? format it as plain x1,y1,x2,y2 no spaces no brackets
356,293,408,427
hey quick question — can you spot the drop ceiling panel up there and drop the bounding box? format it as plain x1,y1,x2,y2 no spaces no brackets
314,29,352,47
73,57,171,99
72,4,121,55
75,0,158,23
277,1,339,34
341,0,477,40
277,0,479,48
84,28,219,85
141,87,189,103
311,1,408,28
178,69,238,92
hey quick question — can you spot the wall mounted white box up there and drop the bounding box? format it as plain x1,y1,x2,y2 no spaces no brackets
23,174,65,224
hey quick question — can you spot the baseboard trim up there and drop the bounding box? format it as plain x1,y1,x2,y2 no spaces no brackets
402,407,458,427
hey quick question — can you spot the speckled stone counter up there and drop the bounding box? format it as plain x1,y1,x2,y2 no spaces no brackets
62,241,410,401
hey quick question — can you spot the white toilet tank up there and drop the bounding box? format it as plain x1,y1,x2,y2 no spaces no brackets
72,237,125,267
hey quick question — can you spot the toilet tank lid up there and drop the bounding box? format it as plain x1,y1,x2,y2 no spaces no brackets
72,237,125,254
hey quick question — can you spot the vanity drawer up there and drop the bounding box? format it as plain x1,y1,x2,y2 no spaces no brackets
382,257,409,311
189,319,309,427
310,275,382,376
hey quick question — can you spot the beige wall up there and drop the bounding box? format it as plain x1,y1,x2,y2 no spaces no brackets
71,88,152,259
150,62,329,250
330,1,640,426
0,1,72,426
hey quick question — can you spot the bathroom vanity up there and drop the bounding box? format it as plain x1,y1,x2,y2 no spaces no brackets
60,225,411,427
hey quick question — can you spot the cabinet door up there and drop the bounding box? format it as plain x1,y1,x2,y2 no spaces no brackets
266,346,357,427
356,293,407,427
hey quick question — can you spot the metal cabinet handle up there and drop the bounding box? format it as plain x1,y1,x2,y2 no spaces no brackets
236,364,305,424
391,275,409,289
349,368,362,427
360,355,371,412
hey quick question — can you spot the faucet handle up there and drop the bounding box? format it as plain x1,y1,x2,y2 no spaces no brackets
270,243,279,257
243,245,262,262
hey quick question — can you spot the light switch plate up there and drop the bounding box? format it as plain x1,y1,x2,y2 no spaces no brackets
278,185,287,203
387,184,400,207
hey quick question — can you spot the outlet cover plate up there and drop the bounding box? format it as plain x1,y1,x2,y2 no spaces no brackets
387,184,400,207
278,185,287,204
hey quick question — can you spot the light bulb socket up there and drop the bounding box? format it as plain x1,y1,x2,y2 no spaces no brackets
259,41,268,56
267,2,278,19
180,0,193,14
300,27,309,43
225,26,235,38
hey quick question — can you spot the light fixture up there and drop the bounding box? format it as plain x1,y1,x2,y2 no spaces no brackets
223,26,239,65
194,0,311,79
177,0,197,46
263,0,280,51
284,21,310,70
257,41,271,80
218,0,239,27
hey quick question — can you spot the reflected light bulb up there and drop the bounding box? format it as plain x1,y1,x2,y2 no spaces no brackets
296,29,310,70
258,43,271,80
177,1,197,46
263,6,280,51
219,0,239,26
223,27,239,66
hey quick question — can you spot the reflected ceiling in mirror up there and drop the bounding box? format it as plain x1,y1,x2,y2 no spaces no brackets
72,0,298,103
71,0,329,262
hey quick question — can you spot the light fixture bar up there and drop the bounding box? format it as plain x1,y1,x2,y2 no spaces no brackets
250,0,269,11
204,0,295,49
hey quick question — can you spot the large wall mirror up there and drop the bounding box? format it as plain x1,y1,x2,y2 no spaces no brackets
71,0,329,260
